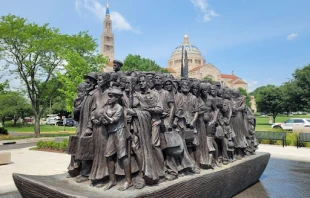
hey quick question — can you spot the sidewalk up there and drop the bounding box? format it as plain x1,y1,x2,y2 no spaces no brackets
0,147,70,194
0,144,310,195
257,144,310,162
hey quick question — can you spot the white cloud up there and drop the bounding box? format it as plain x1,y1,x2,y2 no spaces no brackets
286,33,298,40
75,0,140,33
244,79,259,92
190,0,219,22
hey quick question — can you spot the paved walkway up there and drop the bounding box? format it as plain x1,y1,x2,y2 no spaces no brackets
0,144,309,195
0,147,70,194
257,144,310,162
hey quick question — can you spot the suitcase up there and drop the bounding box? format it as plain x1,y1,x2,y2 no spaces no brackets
67,135,79,155
165,131,184,157
75,136,94,160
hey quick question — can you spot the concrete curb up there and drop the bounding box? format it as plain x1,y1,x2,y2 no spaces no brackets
0,137,69,146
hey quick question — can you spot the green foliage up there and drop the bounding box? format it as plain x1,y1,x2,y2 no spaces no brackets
57,32,107,112
0,80,9,94
255,85,283,122
291,64,310,111
122,54,168,73
56,50,106,112
0,91,31,126
238,87,251,107
36,139,68,151
0,127,8,135
203,76,214,83
0,15,106,135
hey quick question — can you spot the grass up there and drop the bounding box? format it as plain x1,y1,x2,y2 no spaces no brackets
255,114,310,131
2,121,76,133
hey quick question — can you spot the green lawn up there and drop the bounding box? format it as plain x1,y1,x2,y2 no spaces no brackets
3,121,76,133
255,114,310,131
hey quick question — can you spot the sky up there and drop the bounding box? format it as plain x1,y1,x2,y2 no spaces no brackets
1,0,310,91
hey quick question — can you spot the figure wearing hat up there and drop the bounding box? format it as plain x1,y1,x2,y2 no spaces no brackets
113,60,123,73
67,72,98,183
101,88,132,191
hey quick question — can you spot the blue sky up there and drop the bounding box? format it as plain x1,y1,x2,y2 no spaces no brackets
1,0,310,91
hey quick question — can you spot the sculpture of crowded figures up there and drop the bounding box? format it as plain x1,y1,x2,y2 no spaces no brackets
67,60,258,191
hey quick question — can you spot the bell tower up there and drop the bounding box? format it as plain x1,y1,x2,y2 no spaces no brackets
100,3,114,63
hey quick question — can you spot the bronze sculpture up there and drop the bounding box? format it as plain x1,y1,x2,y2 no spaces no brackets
66,68,259,190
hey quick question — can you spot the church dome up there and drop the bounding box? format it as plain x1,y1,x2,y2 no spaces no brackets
170,34,203,59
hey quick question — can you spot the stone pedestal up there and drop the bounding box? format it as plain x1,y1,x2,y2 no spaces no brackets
13,152,270,198
0,151,11,165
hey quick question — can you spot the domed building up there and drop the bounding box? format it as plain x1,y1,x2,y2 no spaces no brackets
167,35,248,91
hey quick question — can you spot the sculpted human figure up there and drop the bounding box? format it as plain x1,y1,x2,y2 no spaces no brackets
101,88,132,191
244,107,258,155
122,76,160,189
190,81,210,168
231,89,248,160
200,83,219,168
119,73,127,91
174,80,200,173
73,82,86,122
137,74,165,179
88,73,111,187
113,60,123,73
68,72,98,183
145,72,155,89
154,74,179,181
222,88,236,162
217,97,234,165
67,82,86,178
163,78,176,99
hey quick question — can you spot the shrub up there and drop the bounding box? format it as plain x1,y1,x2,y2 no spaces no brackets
0,127,8,135
35,139,68,151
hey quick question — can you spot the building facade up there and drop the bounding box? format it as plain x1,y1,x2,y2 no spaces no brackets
101,3,114,72
167,35,248,91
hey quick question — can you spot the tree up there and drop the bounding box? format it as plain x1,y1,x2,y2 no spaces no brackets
255,85,283,123
280,81,302,116
56,50,105,112
291,64,310,111
203,76,214,83
0,15,105,136
122,54,168,73
238,87,251,108
0,91,30,126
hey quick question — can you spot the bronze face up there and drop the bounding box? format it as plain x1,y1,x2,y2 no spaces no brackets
107,93,117,105
85,78,96,92
139,76,148,89
165,81,173,91
154,75,163,85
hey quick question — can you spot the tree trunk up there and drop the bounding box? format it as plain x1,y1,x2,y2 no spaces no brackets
13,115,18,126
2,117,5,127
273,113,277,123
34,115,41,137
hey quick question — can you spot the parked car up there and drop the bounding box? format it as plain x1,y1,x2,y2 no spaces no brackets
56,118,75,127
271,118,310,130
46,116,59,125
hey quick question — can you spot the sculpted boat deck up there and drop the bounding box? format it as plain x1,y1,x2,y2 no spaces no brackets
13,152,270,198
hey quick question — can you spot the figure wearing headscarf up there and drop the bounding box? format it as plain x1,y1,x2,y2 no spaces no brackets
231,89,248,160
88,72,110,187
174,80,200,173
